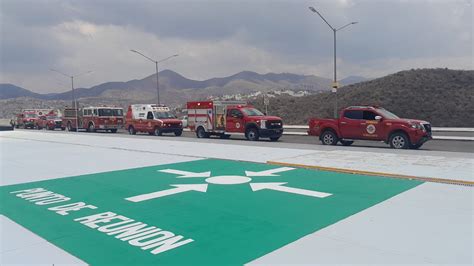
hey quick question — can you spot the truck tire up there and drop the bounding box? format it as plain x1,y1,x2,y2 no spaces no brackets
389,132,409,149
321,130,338,145
128,126,136,135
66,122,72,132
174,130,183,136
269,136,280,142
196,127,209,138
154,127,162,136
340,140,354,146
246,128,260,141
87,123,95,133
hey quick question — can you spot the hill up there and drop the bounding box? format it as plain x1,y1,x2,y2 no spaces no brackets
0,70,334,102
250,68,474,127
0,84,45,99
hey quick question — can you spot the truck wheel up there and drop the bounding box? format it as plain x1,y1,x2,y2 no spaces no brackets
196,127,209,138
389,132,409,149
88,123,95,133
269,136,280,142
246,128,260,141
154,128,162,136
174,130,183,137
321,130,338,145
409,143,423,149
340,140,354,146
128,126,136,135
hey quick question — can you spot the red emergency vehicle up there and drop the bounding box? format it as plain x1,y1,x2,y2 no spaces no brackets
37,113,63,130
62,106,124,132
187,101,283,141
125,104,183,136
15,109,52,129
308,106,432,149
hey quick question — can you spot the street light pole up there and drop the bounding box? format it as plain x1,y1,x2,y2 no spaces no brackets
130,49,178,105
50,69,92,132
309,6,357,118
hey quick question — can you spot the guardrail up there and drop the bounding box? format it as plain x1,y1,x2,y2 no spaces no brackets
284,125,474,132
282,125,473,141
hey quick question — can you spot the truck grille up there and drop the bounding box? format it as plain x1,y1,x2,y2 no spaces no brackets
164,123,181,129
266,120,283,129
423,124,432,135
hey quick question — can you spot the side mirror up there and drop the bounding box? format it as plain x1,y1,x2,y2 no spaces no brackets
375,116,382,121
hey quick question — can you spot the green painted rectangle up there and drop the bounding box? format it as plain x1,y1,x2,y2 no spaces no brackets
0,159,422,265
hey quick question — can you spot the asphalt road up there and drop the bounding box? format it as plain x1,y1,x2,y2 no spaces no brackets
9,128,473,153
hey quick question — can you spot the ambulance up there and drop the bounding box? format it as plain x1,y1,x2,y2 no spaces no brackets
125,104,183,136
186,101,283,141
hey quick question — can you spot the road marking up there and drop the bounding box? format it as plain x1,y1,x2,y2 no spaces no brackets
267,161,474,187
250,182,332,198
245,167,295,177
159,169,211,178
125,184,208,202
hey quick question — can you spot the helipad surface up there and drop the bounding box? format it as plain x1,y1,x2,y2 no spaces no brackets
0,131,472,265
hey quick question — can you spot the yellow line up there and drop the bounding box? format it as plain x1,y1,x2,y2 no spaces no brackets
267,161,474,187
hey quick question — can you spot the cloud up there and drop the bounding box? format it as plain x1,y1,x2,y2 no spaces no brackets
0,0,472,93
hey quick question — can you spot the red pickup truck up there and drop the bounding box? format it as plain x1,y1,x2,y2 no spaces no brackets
308,106,432,149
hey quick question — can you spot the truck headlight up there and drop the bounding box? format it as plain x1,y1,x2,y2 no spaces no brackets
410,122,424,130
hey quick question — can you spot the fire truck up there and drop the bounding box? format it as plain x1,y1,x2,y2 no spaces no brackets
16,109,54,129
62,106,124,132
37,112,63,130
186,101,283,141
125,104,183,136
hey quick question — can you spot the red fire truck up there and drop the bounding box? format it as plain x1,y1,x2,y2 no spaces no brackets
37,113,63,130
62,106,124,133
15,109,53,129
187,101,283,141
125,104,183,136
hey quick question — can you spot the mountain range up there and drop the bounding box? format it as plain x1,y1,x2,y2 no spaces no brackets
0,70,366,102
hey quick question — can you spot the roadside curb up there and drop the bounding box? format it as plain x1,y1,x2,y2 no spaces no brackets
267,160,474,187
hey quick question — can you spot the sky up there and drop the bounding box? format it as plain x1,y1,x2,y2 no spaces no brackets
0,0,472,93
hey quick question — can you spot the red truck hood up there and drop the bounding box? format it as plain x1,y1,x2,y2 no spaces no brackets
247,116,282,121
390,118,429,124
156,118,181,123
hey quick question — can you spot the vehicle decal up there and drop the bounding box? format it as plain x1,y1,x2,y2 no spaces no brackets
366,124,376,134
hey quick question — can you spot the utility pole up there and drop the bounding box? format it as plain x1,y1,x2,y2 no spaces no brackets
50,69,92,132
130,50,178,105
309,6,357,118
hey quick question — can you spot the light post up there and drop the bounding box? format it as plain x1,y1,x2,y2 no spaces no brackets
130,49,178,105
50,69,92,132
308,6,357,118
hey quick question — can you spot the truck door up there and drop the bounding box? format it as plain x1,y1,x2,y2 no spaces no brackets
339,110,363,139
360,110,384,140
226,108,244,133
143,111,154,131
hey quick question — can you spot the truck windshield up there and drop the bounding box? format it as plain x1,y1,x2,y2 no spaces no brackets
25,113,37,118
241,108,264,116
112,109,123,116
98,109,123,116
154,111,176,119
376,108,400,119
